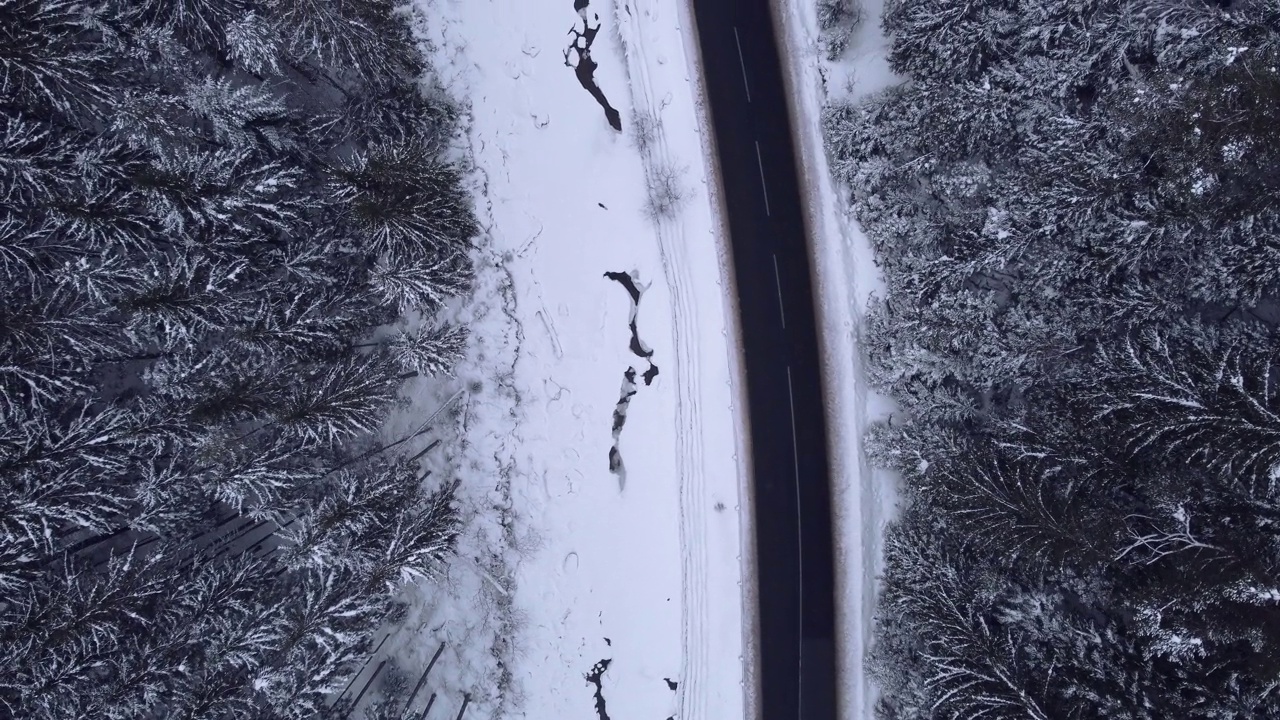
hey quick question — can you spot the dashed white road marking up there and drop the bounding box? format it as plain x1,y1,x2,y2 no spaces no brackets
772,254,787,329
755,140,771,216
786,364,803,720
733,27,752,102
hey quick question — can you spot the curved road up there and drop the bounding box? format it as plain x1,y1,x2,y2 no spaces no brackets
687,2,839,719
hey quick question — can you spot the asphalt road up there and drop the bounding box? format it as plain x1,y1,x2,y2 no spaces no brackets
686,2,839,719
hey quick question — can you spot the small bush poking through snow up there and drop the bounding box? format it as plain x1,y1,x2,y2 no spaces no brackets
645,161,689,221
632,109,661,153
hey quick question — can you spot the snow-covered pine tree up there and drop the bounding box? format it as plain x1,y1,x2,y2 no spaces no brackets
0,0,114,113
1091,323,1280,486
181,75,291,153
272,352,402,449
223,11,282,76
386,323,469,379
370,251,474,315
331,133,479,264
874,519,1067,720
278,0,421,84
833,0,1280,716
358,481,458,591
252,566,389,717
0,0,476,714
924,437,1107,567
133,0,239,52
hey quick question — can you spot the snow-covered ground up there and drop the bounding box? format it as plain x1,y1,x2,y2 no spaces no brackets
363,1,755,718
771,1,900,718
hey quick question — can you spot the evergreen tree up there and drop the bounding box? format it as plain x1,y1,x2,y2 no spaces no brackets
0,0,478,715
829,0,1280,716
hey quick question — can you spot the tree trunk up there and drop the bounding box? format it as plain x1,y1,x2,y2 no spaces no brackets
400,642,446,718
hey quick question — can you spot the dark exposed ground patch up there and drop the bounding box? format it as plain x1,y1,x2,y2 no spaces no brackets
585,658,613,720
664,677,678,691
564,1,622,131
604,270,640,303
603,271,659,489
612,368,639,434
604,271,658,385
608,368,638,489
642,364,659,385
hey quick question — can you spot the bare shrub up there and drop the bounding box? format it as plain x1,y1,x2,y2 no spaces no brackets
644,161,688,221
632,110,660,153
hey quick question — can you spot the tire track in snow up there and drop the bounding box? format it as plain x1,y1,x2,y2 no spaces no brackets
613,4,713,719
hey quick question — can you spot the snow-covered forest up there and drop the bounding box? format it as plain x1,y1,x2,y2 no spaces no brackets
0,0,476,717
823,0,1280,717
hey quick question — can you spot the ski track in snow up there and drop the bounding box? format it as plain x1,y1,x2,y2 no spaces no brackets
613,5,713,718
